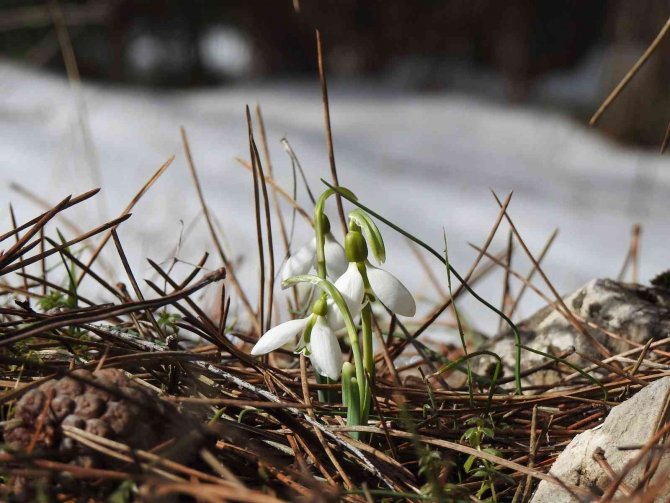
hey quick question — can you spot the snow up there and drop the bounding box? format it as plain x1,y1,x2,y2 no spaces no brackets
1,61,669,335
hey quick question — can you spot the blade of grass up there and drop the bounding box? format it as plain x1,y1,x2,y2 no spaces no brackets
316,30,347,235
246,108,266,334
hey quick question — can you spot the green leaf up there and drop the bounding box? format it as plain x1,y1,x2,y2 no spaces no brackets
463,454,476,473
107,480,135,503
38,290,68,311
344,373,361,440
462,428,476,442
348,209,386,263
482,447,501,457
472,468,489,479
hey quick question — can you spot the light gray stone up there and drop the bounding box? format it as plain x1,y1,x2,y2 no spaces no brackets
531,376,670,502
480,279,670,386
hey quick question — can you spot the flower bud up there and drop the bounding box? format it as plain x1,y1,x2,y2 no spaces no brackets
320,214,331,235
345,230,368,263
311,297,328,316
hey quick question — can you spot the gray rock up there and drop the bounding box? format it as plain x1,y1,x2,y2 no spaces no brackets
481,279,670,386
531,376,670,502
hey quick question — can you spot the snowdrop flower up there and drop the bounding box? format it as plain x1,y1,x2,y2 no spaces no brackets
308,316,343,380
250,317,308,356
327,260,416,328
281,233,347,282
325,261,365,330
250,298,343,380
366,263,416,317
329,228,416,327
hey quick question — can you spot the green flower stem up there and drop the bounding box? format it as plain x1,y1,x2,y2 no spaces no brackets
314,186,357,280
316,374,334,403
311,188,366,411
361,302,374,424
342,362,361,440
313,189,339,402
349,335,366,413
349,209,386,263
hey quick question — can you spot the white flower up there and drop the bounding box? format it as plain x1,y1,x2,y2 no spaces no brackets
251,314,344,380
326,262,365,330
251,318,308,356
366,263,416,317
281,234,347,283
308,317,343,380
324,233,348,278
326,261,416,330
281,241,315,281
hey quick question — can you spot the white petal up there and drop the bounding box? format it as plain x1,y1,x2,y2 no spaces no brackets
327,262,365,330
251,318,308,355
324,299,346,331
324,233,348,279
281,238,316,283
309,317,342,380
367,264,416,317
336,262,366,311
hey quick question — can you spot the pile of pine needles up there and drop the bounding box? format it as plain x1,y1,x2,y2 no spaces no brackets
0,146,668,503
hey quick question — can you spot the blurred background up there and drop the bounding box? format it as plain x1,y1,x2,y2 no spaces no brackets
3,0,670,145
1,1,670,334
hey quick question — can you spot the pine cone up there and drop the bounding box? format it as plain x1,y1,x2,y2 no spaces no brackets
3,368,196,501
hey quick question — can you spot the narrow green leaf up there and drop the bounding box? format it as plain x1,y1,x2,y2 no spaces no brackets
349,209,386,263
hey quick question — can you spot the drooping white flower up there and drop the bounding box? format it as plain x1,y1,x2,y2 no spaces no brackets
251,318,308,356
251,310,345,380
326,260,416,331
281,240,316,282
326,262,365,330
281,233,347,283
324,233,348,278
366,263,416,317
308,317,343,380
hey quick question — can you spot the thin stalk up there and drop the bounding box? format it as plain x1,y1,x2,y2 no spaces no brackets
316,373,334,404
314,190,333,280
361,303,373,422
312,189,337,403
342,362,361,440
443,230,473,405
313,186,357,280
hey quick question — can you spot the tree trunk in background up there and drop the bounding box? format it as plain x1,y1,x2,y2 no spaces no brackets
598,0,670,145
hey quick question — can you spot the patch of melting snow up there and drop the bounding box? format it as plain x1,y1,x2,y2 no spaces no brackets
1,62,669,335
